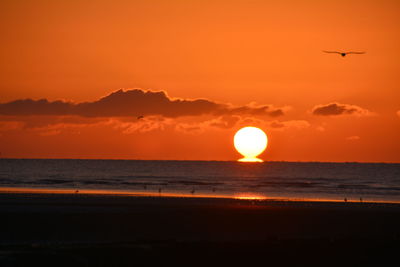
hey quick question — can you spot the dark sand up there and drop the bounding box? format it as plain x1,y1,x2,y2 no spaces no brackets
1,192,399,266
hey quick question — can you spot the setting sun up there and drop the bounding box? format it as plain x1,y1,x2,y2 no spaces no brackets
234,127,268,162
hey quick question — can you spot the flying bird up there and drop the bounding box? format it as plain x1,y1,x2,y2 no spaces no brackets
137,115,144,120
323,51,366,57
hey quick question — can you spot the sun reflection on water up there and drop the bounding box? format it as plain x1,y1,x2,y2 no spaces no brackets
234,194,267,200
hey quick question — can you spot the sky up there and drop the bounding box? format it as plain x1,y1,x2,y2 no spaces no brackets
0,0,399,162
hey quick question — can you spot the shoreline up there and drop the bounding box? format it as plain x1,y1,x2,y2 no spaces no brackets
1,186,399,205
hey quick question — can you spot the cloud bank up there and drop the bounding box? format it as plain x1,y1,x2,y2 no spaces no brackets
0,89,286,118
312,102,372,117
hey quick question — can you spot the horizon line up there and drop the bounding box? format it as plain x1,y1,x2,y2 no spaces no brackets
0,157,399,164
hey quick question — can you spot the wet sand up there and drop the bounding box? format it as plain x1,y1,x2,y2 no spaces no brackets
1,191,399,266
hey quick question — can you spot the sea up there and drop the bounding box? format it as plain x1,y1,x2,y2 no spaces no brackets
0,159,399,202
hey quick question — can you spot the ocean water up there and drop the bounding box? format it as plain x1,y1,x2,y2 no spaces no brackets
0,159,399,202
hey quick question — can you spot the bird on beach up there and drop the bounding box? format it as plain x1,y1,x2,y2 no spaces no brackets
323,51,366,57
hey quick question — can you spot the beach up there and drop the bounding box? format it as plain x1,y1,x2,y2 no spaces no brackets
1,190,399,266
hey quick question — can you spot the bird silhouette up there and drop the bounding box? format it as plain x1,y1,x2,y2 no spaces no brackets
323,51,365,57
137,115,144,120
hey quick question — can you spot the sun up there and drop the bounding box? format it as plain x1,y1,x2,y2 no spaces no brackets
234,126,268,162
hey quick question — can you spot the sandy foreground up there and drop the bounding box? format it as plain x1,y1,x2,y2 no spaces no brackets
1,189,399,266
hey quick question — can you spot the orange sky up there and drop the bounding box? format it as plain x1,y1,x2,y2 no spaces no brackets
0,0,399,162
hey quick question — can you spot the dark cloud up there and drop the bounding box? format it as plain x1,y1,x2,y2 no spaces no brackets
0,115,105,129
228,106,284,117
0,99,73,116
270,121,285,128
0,89,286,118
268,120,310,130
208,116,241,129
312,102,371,116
